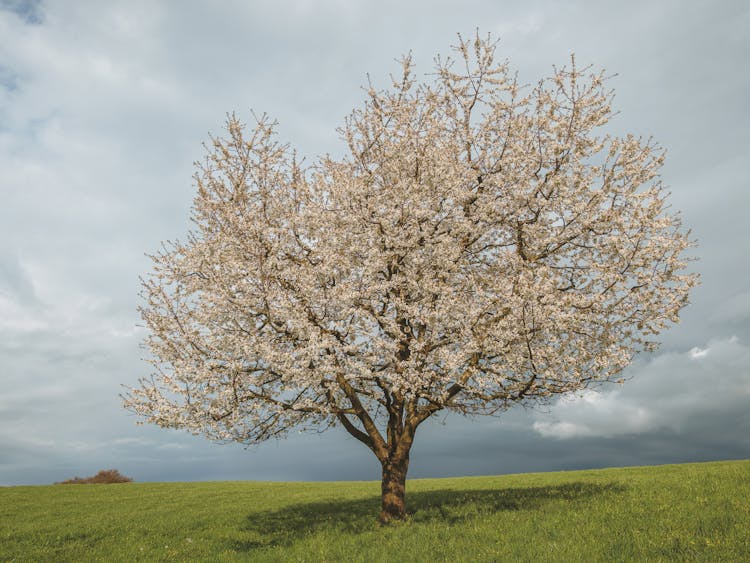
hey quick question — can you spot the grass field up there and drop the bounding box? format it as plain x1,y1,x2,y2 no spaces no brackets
1,459,749,561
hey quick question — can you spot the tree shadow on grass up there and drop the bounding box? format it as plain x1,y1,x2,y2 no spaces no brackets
231,481,624,551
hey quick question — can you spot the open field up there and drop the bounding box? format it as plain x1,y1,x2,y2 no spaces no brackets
1,459,749,561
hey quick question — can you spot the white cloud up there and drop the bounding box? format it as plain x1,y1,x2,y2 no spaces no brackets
533,390,655,438
532,336,750,440
689,346,709,359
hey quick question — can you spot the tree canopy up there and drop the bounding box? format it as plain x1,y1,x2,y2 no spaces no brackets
124,34,696,522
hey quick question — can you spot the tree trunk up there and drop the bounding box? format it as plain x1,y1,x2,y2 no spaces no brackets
379,456,409,523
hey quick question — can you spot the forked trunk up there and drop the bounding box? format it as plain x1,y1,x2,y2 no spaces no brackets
379,457,409,523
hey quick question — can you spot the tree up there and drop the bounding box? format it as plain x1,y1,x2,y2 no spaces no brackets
123,34,696,523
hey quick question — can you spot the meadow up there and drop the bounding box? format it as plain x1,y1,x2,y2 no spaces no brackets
1,459,748,561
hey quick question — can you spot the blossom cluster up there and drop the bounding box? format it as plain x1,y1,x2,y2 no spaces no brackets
123,35,696,448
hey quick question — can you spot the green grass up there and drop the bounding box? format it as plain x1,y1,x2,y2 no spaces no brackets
1,460,749,561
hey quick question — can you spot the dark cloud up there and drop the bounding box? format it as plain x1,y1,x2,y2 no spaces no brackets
0,0,748,486
0,0,43,25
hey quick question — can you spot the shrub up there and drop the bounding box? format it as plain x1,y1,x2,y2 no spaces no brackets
56,469,133,484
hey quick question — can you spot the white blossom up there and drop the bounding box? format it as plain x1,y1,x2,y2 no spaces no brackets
123,34,696,520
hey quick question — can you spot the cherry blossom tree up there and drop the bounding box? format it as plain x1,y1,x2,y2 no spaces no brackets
124,34,696,523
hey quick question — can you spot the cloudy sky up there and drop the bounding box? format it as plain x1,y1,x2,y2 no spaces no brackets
1,0,748,486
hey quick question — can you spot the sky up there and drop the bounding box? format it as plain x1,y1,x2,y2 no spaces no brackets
1,0,748,486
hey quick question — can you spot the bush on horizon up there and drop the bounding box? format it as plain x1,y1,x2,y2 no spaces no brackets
56,469,133,485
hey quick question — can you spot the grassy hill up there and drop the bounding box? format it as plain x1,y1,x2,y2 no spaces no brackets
1,459,748,561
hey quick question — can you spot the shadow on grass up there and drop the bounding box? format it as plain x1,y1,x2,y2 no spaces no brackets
232,481,624,551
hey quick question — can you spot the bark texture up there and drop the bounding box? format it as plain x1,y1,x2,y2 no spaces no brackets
379,457,409,523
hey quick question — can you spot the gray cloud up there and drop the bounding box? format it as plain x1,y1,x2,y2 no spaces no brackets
0,245,38,316
531,336,750,439
1,0,748,485
0,0,43,25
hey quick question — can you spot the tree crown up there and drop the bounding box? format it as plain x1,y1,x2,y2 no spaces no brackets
124,34,696,452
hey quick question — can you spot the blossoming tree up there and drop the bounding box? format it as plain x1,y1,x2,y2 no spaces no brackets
124,35,696,523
